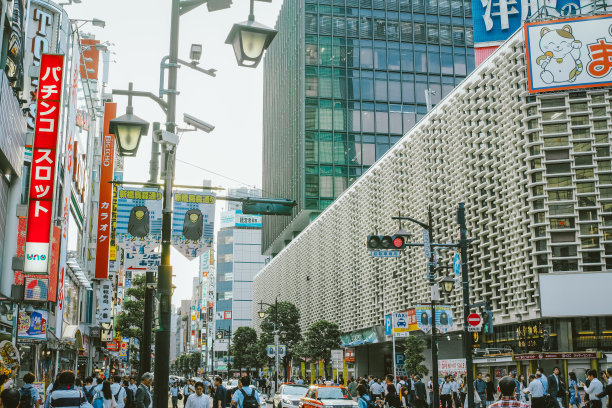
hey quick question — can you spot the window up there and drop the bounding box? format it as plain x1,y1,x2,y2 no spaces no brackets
575,168,594,180
578,196,596,207
575,155,593,166
597,147,610,157
541,98,565,108
549,204,574,215
570,102,588,112
550,218,574,229
553,260,578,271
580,223,599,235
547,176,572,188
306,43,318,65
600,187,612,199
542,110,567,121
547,163,571,174
552,246,577,257
577,182,595,193
574,142,592,152
454,52,466,75
549,190,572,201
543,123,568,134
571,116,589,126
543,136,568,147
579,209,597,221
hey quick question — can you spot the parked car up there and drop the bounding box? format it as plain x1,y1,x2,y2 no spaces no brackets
273,384,308,408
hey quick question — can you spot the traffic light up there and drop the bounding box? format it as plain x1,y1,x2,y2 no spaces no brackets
367,235,406,250
242,198,296,216
482,309,494,334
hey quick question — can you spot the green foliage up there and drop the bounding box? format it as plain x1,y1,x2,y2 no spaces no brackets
300,320,341,361
189,352,201,373
230,327,258,371
259,301,302,378
115,273,147,342
403,336,429,376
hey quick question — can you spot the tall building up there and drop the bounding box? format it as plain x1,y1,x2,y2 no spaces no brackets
262,0,476,255
214,188,269,367
255,14,612,378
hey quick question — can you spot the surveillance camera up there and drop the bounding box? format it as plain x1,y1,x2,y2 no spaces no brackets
183,113,215,133
153,129,179,146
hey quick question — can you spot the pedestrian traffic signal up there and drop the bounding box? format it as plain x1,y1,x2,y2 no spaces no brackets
367,235,406,250
482,310,494,334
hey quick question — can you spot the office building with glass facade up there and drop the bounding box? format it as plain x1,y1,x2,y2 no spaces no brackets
262,0,475,255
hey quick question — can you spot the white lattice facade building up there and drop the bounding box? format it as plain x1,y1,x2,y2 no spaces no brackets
254,28,612,344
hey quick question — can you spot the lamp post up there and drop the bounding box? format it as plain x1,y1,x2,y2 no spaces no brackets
216,329,231,379
258,297,280,393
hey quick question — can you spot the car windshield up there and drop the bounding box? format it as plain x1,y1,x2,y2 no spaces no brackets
283,386,308,396
317,388,350,400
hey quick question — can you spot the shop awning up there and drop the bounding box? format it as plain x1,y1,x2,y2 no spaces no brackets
62,325,79,341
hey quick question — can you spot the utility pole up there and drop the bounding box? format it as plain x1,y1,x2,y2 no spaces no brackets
427,207,440,408
458,203,475,408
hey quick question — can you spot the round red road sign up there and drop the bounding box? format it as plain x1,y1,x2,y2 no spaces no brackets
468,313,482,327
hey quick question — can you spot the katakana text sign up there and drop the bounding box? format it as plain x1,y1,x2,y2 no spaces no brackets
525,14,612,93
24,54,64,274
95,103,116,279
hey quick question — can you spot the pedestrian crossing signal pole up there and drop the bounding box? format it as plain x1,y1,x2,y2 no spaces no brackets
458,203,475,408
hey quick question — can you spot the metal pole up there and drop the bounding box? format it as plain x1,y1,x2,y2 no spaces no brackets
274,298,279,391
153,0,178,405
428,207,439,408
458,203,474,408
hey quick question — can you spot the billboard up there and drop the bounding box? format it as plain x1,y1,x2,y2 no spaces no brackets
525,14,612,92
414,304,454,334
171,191,216,260
24,54,65,274
116,188,163,253
18,309,48,341
95,103,116,279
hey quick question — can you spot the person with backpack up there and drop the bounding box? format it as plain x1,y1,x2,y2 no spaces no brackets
213,377,227,408
49,371,90,408
231,377,259,408
185,382,210,408
357,384,376,408
20,373,40,408
122,380,134,408
110,376,126,408
84,378,96,404
1,388,21,408
92,381,117,408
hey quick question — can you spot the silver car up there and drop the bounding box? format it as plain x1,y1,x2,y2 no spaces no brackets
273,384,308,408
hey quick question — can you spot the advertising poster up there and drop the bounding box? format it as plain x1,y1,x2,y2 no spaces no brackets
415,304,454,333
0,341,20,373
171,191,215,260
116,188,162,253
96,280,112,324
18,309,48,340
525,14,612,93
415,305,432,333
301,362,306,379
318,360,325,378
310,363,316,383
124,252,160,274
438,359,466,379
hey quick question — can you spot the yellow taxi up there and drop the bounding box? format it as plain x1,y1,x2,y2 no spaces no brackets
299,383,357,408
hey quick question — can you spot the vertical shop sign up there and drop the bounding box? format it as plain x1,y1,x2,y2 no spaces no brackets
95,102,116,279
24,53,64,274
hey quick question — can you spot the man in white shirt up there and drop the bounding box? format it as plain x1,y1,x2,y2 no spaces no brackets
524,374,545,408
581,369,604,408
129,379,138,394
440,376,454,408
186,382,210,408
111,376,127,408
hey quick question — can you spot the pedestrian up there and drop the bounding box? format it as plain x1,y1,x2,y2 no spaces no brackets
568,373,580,408
547,368,562,408
93,381,117,408
370,379,384,401
536,369,548,396
441,376,454,408
450,376,460,408
357,385,372,408
582,369,604,408
400,385,409,407
186,382,210,408
596,368,612,406
485,375,495,407
19,373,40,408
428,377,434,408
122,380,134,408
232,377,260,408
413,376,427,408
459,375,467,408
348,378,358,401
213,377,227,408
84,378,96,404
184,380,196,407
474,373,487,408
129,379,137,395
134,373,153,408
487,376,528,408
524,374,545,408
111,376,126,408
49,371,90,408
171,382,180,408
1,388,21,408
384,384,402,408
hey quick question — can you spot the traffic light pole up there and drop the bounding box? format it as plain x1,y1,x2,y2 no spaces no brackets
458,203,475,408
427,208,440,408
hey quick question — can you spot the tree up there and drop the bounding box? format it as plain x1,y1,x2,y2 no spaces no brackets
115,274,146,342
403,336,428,377
301,320,341,379
259,301,302,379
189,352,201,376
230,327,258,374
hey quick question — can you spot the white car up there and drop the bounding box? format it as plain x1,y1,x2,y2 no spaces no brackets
273,384,308,408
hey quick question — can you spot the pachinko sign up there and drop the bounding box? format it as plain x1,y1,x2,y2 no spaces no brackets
525,14,612,93
24,54,64,274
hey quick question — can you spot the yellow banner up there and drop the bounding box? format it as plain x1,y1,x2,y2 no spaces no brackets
310,363,316,384
301,362,306,379
343,361,349,384
319,360,325,378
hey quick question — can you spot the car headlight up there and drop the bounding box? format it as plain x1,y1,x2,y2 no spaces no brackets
282,398,292,405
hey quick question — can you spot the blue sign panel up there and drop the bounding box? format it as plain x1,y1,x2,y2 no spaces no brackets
371,250,401,258
385,314,392,336
472,0,587,44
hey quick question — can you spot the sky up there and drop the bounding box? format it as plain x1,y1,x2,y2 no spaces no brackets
66,0,283,306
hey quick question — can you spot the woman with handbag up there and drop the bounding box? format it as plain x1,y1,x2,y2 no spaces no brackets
92,381,116,408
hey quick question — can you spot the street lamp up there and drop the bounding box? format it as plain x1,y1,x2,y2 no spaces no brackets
225,0,277,67
109,83,150,157
440,275,455,295
258,297,281,391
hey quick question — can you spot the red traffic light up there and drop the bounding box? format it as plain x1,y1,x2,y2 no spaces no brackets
393,237,404,248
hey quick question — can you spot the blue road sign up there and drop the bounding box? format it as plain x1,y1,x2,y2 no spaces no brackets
453,253,461,289
371,250,401,258
385,314,392,336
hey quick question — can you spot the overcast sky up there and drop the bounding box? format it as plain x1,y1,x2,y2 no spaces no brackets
66,0,283,305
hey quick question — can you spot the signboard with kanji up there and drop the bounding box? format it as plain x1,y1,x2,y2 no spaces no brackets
24,54,64,274
525,14,612,93
116,188,163,253
171,191,216,260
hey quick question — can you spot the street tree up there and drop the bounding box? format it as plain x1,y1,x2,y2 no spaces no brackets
403,335,428,376
301,320,341,379
115,273,147,343
230,327,258,374
259,301,302,379
189,352,201,376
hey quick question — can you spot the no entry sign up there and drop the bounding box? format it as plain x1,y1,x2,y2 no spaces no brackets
468,313,482,327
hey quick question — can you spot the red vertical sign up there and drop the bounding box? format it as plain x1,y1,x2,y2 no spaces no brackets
95,102,116,279
24,54,64,274
47,226,61,302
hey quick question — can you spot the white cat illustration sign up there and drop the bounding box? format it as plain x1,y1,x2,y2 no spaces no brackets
525,14,612,93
